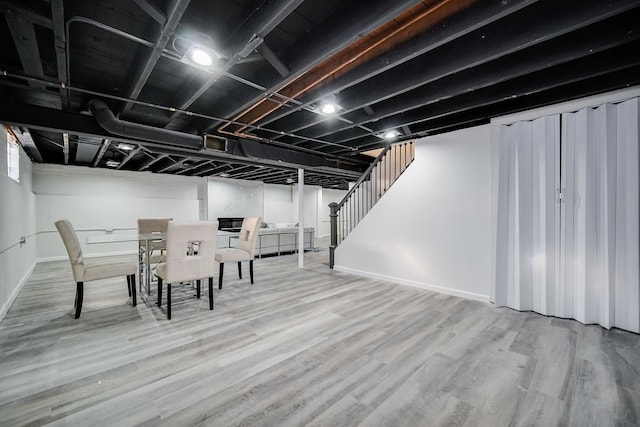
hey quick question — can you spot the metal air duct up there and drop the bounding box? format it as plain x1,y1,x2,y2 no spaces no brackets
89,99,203,150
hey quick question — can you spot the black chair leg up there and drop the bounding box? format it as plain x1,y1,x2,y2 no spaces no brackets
167,283,172,320
250,260,254,284
127,275,131,297
131,275,137,307
237,261,242,279
74,282,84,319
208,277,214,310
196,279,201,299
157,278,163,307
219,263,224,290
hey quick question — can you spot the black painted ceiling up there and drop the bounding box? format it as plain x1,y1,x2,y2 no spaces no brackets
1,0,639,188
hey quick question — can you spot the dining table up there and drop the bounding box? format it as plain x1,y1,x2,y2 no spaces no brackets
87,230,239,306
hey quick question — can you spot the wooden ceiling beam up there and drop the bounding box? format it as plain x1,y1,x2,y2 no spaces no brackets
50,0,69,109
121,0,191,114
220,0,477,134
5,11,46,91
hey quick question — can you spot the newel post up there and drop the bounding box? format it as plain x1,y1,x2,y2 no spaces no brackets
329,202,338,269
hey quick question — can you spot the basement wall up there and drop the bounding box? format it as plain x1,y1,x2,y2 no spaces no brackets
33,166,345,261
334,125,494,302
33,164,202,261
0,129,37,320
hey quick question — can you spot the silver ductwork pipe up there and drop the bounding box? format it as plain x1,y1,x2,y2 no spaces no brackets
88,99,203,150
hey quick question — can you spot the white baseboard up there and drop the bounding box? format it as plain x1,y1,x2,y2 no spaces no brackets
37,255,68,263
37,250,138,263
333,265,490,303
0,260,37,322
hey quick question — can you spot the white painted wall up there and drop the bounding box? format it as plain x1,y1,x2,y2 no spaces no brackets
0,129,37,320
335,125,493,302
207,177,264,222
34,164,201,260
263,184,294,224
319,188,347,237
33,169,331,262
293,185,321,233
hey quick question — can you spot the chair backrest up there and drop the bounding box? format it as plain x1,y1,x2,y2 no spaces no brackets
164,221,218,283
137,218,172,234
138,218,172,252
238,216,262,257
54,219,85,282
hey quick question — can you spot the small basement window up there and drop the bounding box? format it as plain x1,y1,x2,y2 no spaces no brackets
6,128,19,183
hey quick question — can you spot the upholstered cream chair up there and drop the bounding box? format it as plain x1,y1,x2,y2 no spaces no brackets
137,218,171,261
215,216,261,290
155,221,218,319
55,219,137,319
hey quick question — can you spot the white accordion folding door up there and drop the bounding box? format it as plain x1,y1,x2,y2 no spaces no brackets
496,98,639,332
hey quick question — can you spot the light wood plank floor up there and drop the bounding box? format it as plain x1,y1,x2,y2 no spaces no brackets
1,245,639,426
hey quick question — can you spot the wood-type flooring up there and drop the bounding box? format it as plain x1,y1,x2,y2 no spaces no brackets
1,246,639,426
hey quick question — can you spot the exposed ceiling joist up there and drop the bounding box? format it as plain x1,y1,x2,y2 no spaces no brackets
117,146,142,169
254,0,540,130
139,153,169,171
275,0,640,140
257,43,289,77
226,0,304,54
158,157,188,173
122,0,191,112
5,12,45,91
176,159,212,175
216,0,437,136
330,51,640,153
132,0,167,26
0,1,52,29
310,23,640,148
50,0,69,109
92,139,110,166
11,126,42,162
161,0,304,127
0,100,364,177
121,0,191,114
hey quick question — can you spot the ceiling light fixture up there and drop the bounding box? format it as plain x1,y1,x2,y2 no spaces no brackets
320,103,337,114
189,47,214,66
105,160,120,168
382,130,400,139
116,143,134,151
315,101,342,116
219,172,230,178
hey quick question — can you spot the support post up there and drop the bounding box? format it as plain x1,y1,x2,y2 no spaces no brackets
297,168,305,268
329,202,338,269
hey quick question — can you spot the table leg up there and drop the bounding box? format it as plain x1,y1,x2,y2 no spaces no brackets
138,244,143,295
146,239,151,297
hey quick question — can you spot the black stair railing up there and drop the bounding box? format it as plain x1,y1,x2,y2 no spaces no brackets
329,141,415,268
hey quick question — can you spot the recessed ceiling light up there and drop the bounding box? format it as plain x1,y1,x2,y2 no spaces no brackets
320,103,337,114
117,143,134,151
219,172,230,178
105,160,120,168
313,100,341,116
189,47,213,66
383,130,400,139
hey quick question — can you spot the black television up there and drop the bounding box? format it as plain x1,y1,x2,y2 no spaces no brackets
217,217,244,232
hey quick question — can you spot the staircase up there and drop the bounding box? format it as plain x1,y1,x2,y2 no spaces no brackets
329,141,415,268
